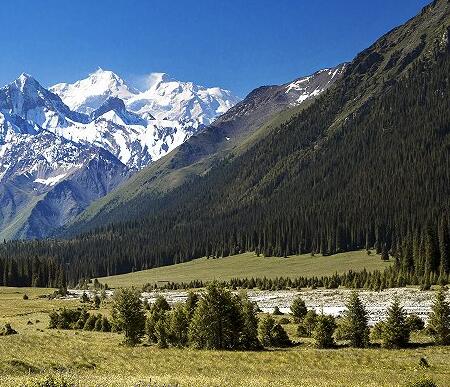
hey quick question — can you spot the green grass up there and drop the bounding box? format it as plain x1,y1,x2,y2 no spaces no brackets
0,287,449,387
98,250,391,288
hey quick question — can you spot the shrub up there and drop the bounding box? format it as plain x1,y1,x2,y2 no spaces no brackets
83,314,98,331
185,291,199,321
407,377,437,387
111,288,146,345
101,316,111,332
381,299,410,348
238,294,261,350
151,295,171,314
154,314,169,348
312,314,336,348
278,317,291,325
48,308,83,330
258,315,291,347
370,321,385,341
290,296,307,323
406,314,425,332
94,316,103,331
272,306,283,315
0,323,18,336
270,323,291,347
93,294,101,309
24,373,74,387
80,292,89,303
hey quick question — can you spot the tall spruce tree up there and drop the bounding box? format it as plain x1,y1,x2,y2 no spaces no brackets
339,292,370,347
427,288,450,345
381,298,410,349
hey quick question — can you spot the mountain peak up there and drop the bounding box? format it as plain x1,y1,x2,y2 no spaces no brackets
13,73,41,92
147,72,171,89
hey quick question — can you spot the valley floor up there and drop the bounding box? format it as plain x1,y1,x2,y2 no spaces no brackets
0,287,449,386
98,250,391,288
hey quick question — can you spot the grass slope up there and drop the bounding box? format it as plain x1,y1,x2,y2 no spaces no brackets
98,250,391,288
0,287,449,387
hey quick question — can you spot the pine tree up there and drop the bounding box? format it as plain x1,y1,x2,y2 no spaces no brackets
111,288,146,345
427,288,450,345
381,299,410,348
290,296,308,323
238,294,261,350
188,282,242,349
168,303,189,347
339,292,369,347
312,314,336,348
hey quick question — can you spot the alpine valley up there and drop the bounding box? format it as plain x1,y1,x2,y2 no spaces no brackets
0,66,344,240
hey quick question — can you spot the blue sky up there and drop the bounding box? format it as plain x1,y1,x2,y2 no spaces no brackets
0,0,430,97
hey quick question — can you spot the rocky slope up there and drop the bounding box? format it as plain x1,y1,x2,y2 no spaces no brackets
0,71,240,239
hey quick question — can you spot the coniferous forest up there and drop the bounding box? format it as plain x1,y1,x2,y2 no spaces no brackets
0,0,449,289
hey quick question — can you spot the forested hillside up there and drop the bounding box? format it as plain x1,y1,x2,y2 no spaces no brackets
0,0,449,287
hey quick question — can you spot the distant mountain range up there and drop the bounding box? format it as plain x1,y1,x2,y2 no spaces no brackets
0,65,344,239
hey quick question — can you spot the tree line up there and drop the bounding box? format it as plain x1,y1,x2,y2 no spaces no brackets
41,283,450,351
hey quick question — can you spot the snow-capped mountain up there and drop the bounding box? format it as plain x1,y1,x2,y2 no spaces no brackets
50,68,137,114
48,69,240,168
0,65,344,240
0,70,239,239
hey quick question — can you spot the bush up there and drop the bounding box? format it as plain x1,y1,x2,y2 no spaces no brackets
278,317,291,325
111,288,146,345
154,314,169,348
24,373,74,387
290,296,307,323
94,315,103,331
406,314,425,332
83,314,98,331
312,314,336,348
101,316,111,332
370,321,385,341
48,308,83,330
406,377,437,387
93,294,101,309
258,315,291,347
0,323,18,336
272,306,283,315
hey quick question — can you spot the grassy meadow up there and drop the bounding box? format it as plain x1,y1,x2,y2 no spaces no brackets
98,250,391,288
1,286,449,386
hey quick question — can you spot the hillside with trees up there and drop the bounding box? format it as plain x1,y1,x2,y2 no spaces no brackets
0,0,449,288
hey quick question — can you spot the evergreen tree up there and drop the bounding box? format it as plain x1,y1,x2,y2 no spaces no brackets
339,292,369,347
168,303,189,347
111,288,146,345
290,296,308,323
188,282,242,349
297,310,318,337
312,314,336,348
427,288,450,345
381,299,410,348
238,293,261,350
